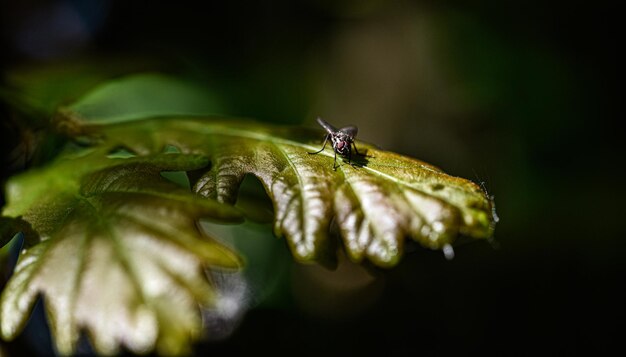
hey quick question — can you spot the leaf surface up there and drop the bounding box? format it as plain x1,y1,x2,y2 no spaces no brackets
94,117,496,267
68,73,223,124
1,69,497,354
0,149,242,355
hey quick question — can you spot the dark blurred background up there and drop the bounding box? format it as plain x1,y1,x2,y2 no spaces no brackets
1,0,622,355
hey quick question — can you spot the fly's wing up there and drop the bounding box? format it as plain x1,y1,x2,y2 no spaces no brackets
316,117,338,134
339,125,358,139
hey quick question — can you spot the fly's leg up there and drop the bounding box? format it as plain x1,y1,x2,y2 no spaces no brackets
352,141,372,159
352,142,361,156
348,146,360,168
309,134,330,155
333,151,338,170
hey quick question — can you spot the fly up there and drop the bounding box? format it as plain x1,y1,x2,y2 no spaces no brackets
309,117,361,170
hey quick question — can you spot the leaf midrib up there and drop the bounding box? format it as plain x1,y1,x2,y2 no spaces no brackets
173,121,444,185
170,121,478,215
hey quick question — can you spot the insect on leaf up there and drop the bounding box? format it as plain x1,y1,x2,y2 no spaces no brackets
1,72,497,354
93,117,497,267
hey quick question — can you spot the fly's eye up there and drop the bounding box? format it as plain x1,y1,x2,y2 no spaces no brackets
336,141,345,149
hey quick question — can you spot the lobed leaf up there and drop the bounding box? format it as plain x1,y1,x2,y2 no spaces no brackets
0,150,242,355
1,104,496,355
94,117,496,267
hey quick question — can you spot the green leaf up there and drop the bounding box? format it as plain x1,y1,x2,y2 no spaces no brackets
91,117,496,267
68,73,224,125
1,60,152,117
0,149,243,355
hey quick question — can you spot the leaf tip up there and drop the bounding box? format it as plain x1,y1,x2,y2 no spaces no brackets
366,242,402,268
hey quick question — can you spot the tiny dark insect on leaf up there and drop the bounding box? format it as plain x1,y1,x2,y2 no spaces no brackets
309,117,361,170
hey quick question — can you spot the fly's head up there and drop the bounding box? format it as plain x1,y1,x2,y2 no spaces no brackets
331,132,353,156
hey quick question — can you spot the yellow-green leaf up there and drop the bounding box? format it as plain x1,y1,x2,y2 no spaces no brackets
0,150,242,355
94,117,496,267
